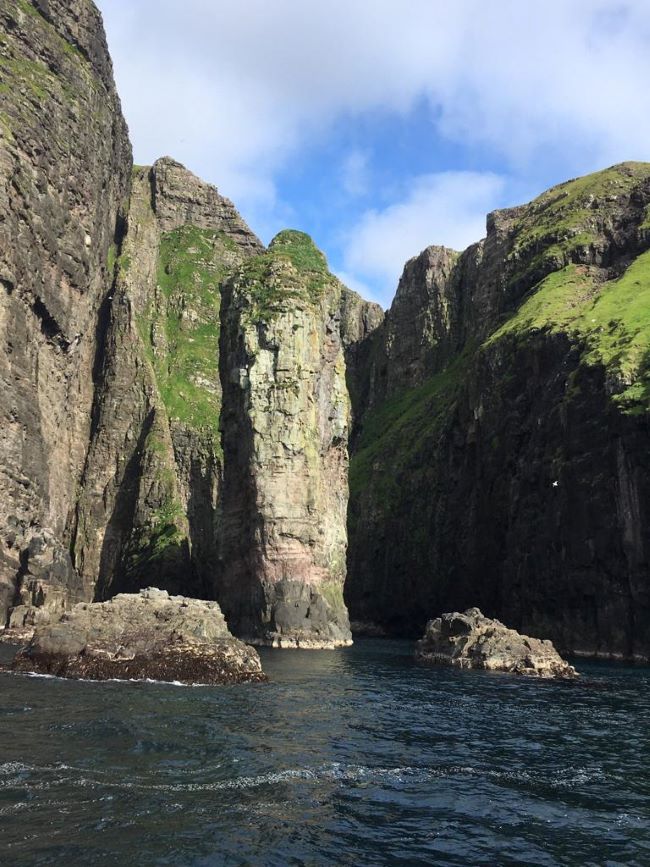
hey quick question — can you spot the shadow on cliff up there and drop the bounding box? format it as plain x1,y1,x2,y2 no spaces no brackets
183,445,223,601
94,410,155,600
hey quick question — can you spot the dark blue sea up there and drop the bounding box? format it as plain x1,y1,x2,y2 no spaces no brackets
0,639,648,866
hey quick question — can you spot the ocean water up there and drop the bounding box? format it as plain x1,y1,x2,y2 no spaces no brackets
0,639,648,866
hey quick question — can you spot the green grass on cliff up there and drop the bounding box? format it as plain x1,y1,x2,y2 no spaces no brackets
137,226,234,446
505,162,650,289
349,163,650,508
126,430,188,568
490,250,650,410
236,230,334,322
349,354,468,501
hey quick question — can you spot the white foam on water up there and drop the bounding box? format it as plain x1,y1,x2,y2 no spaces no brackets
0,761,32,775
0,759,609,802
8,669,212,688
0,801,28,816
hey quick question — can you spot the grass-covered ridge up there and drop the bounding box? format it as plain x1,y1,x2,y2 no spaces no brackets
490,249,650,410
504,162,650,289
235,229,335,322
137,225,237,446
349,163,650,505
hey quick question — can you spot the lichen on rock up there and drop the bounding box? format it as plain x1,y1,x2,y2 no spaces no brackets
218,232,353,647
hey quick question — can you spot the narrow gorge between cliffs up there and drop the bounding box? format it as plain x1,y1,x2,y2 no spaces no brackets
1,1,650,864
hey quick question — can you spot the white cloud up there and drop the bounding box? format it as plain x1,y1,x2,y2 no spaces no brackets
96,0,650,300
341,172,505,305
98,0,650,185
340,150,371,198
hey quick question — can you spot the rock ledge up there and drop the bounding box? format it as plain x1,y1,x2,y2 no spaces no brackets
415,608,578,678
9,589,266,685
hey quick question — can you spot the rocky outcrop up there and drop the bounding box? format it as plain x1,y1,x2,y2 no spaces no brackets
9,588,266,684
0,0,131,625
415,608,577,678
151,157,264,253
219,231,353,647
71,159,262,605
347,162,650,661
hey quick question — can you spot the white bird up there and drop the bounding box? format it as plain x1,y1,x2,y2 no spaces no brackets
552,480,559,487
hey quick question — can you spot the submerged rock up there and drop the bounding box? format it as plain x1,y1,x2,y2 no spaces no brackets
10,589,266,685
415,608,578,678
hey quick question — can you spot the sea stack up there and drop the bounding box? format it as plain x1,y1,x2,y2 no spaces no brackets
218,232,352,647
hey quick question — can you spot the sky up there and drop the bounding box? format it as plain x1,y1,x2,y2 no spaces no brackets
96,0,650,308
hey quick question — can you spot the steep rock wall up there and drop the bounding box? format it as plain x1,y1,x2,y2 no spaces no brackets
0,0,131,624
347,162,650,660
219,232,353,646
72,158,263,604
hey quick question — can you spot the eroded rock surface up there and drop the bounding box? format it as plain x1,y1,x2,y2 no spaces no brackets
10,588,266,684
219,231,354,647
72,159,262,605
415,608,578,678
0,0,131,624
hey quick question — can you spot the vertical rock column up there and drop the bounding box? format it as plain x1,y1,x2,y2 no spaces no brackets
219,231,352,647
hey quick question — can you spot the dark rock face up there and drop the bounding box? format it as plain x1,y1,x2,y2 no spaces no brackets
10,588,266,684
415,607,577,678
347,162,650,661
0,0,131,625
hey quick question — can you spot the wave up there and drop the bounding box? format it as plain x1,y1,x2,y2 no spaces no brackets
0,760,607,795
7,670,207,688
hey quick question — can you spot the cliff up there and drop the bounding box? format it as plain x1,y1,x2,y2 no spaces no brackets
218,231,353,646
0,0,131,625
0,1,358,644
3,2,650,662
70,158,263,607
346,162,650,661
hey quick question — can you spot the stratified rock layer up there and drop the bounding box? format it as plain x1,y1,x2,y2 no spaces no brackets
10,588,266,684
219,232,353,647
71,158,262,605
0,0,131,625
347,162,650,661
415,608,577,678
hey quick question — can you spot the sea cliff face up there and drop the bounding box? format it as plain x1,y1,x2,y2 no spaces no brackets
0,1,358,645
0,0,131,625
69,158,263,608
346,162,650,660
2,1,650,660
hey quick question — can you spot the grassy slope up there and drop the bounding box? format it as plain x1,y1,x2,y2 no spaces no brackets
130,225,236,566
491,251,650,409
137,225,237,452
504,161,650,288
351,163,650,501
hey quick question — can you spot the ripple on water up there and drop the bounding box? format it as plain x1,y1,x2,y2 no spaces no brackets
0,642,649,866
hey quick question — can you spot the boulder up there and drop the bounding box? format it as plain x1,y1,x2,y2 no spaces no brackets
9,588,266,685
415,607,578,678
